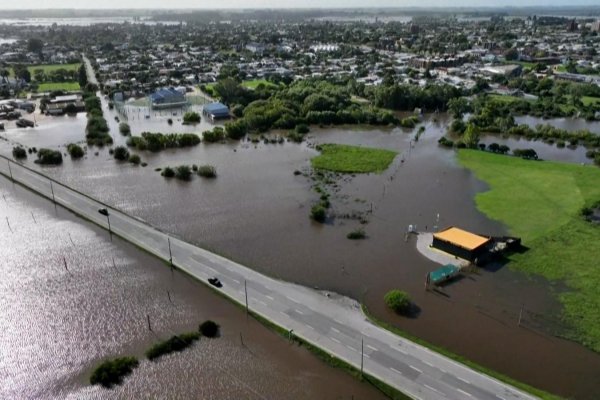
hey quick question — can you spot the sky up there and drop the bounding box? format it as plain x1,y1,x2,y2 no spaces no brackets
6,0,600,9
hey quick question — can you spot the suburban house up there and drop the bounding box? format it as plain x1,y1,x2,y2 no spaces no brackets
46,94,85,115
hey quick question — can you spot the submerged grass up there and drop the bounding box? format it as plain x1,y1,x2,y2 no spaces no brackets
311,144,397,173
458,149,600,352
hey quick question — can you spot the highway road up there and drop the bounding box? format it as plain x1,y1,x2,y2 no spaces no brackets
0,157,539,400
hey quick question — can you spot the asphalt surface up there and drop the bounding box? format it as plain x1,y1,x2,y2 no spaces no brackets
0,157,540,400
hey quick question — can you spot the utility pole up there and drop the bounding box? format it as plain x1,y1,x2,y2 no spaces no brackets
147,314,152,331
7,160,13,181
244,280,249,316
361,338,364,377
168,237,173,267
518,304,524,327
50,181,56,203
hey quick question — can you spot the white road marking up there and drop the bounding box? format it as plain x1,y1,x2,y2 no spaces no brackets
256,300,267,306
495,396,507,400
457,377,471,385
457,389,473,397
409,365,423,374
333,318,343,324
231,278,241,284
331,327,340,333
424,384,442,394
364,353,370,359
295,309,304,315
306,324,315,330
279,311,288,317
423,361,434,367
266,295,275,301
287,296,301,304
331,337,341,344
390,367,403,375
346,345,357,352
367,344,378,351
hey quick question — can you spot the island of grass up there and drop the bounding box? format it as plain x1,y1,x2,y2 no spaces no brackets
146,332,200,361
458,149,600,352
311,144,397,174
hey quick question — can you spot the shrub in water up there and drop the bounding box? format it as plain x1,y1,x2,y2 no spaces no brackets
128,154,141,165
35,148,62,165
183,111,201,124
146,332,200,361
347,228,366,240
67,143,84,159
90,356,139,388
175,165,192,181
384,290,411,315
199,320,220,338
161,166,175,178
310,205,326,223
119,122,131,135
12,146,27,159
113,146,130,161
197,165,217,178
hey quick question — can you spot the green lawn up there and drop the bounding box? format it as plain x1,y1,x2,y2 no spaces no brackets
241,79,278,90
311,144,397,173
458,149,600,351
488,94,534,104
10,63,81,78
37,82,80,92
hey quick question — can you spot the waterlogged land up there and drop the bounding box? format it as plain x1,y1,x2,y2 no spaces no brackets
2,107,600,398
458,150,600,351
0,175,386,400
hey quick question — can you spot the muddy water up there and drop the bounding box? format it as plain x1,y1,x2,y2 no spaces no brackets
0,175,386,400
2,108,600,398
515,115,600,133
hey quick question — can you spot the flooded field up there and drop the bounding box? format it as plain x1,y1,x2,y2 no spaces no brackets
2,104,600,398
0,175,385,400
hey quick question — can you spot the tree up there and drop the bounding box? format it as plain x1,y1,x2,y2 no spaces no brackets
504,48,519,61
447,97,471,119
78,64,88,88
384,290,412,315
113,146,130,161
183,111,201,124
27,38,44,54
462,124,480,148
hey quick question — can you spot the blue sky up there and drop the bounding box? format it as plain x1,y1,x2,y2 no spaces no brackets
8,0,600,9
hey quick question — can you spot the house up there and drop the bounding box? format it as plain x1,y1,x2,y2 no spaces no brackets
431,227,491,262
46,94,85,115
202,102,230,121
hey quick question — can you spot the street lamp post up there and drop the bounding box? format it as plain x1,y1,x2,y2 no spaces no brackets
98,208,111,239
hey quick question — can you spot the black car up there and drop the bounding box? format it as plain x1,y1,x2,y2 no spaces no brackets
208,277,222,288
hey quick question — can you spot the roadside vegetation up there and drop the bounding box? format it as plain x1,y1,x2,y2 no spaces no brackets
458,149,600,352
311,144,397,174
67,143,84,159
90,356,139,388
12,146,27,159
84,85,113,146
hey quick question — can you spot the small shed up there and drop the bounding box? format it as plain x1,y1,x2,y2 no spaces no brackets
432,227,491,262
203,102,230,121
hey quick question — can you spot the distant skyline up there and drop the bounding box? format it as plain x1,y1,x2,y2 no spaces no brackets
6,0,600,10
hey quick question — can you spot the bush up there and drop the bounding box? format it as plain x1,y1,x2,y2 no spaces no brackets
310,205,326,223
12,146,27,159
161,167,175,178
175,165,192,181
225,119,247,140
199,320,220,338
384,290,412,315
113,146,130,161
183,111,201,124
197,165,217,178
128,154,141,165
146,332,200,361
119,122,131,135
203,127,225,143
90,357,139,388
347,228,366,240
35,148,62,165
67,143,84,159
295,123,310,134
438,137,454,148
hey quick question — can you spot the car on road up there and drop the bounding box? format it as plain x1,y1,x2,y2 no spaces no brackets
208,277,222,288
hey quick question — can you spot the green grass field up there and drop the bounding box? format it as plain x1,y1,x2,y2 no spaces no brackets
311,144,397,173
37,82,80,92
9,63,80,78
488,94,534,104
458,149,600,351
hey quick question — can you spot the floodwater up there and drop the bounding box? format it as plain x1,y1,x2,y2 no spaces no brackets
2,105,600,398
0,175,385,400
0,18,181,27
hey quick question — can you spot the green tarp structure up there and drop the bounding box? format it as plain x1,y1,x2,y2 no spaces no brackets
429,264,460,285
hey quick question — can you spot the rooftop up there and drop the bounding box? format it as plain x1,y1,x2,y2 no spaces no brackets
433,227,490,251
